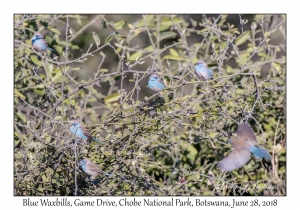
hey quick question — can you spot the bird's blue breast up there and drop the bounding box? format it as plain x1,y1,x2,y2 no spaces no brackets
33,39,48,51
70,124,88,140
148,79,164,91
194,66,213,80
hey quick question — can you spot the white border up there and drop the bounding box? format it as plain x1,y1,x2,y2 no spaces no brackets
3,0,295,209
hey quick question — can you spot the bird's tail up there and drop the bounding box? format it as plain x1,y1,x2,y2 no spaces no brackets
91,173,113,184
48,47,56,52
92,137,103,144
103,172,114,178
90,172,113,184
250,146,271,160
91,179,100,184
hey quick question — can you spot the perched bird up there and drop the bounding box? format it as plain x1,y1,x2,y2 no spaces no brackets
70,120,101,144
218,123,271,172
31,32,55,52
79,158,112,179
148,73,165,92
194,60,213,80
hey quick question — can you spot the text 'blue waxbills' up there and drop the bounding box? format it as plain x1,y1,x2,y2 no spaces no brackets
23,198,71,206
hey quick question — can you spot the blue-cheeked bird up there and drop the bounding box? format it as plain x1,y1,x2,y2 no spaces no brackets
70,120,101,144
194,60,213,80
218,123,271,172
79,158,112,180
31,32,55,53
148,73,165,92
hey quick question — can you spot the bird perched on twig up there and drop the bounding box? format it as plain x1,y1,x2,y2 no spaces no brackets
194,60,213,80
194,60,214,92
79,158,112,180
31,32,56,53
70,120,101,144
218,123,271,172
148,73,166,92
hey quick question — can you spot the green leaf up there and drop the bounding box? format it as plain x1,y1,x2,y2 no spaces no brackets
197,27,210,34
100,68,109,73
186,145,198,161
16,111,26,122
68,14,84,26
162,55,185,61
35,84,44,89
14,88,25,99
190,18,198,27
161,16,185,26
169,48,179,56
116,35,127,41
69,67,81,71
52,45,62,54
128,29,144,42
159,32,177,42
48,28,61,35
52,70,62,82
159,24,171,32
128,24,134,29
34,88,45,96
30,55,43,66
14,15,20,22
235,31,250,46
144,45,154,52
54,116,62,120
68,43,79,50
129,51,143,61
70,100,76,106
134,15,154,28
114,20,126,29
104,92,120,103
208,132,218,138
46,167,54,174
254,15,263,21
105,34,114,43
42,174,49,182
92,31,101,47
63,99,70,104
220,41,227,50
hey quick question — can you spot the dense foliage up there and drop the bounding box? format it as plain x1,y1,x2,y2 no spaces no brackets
14,14,286,196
